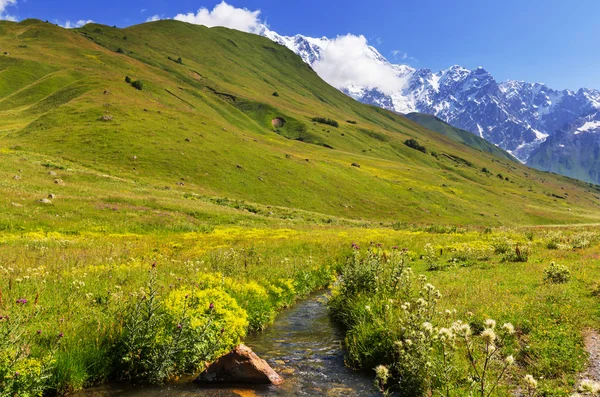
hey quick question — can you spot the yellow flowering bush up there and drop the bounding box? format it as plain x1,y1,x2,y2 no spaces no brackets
165,288,248,358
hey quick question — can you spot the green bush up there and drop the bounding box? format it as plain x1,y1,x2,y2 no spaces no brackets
330,247,517,396
404,139,427,154
543,262,571,284
131,80,144,91
115,270,247,384
124,76,131,84
311,117,339,128
503,244,530,262
0,300,59,396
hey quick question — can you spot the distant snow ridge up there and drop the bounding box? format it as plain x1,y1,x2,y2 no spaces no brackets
258,26,600,163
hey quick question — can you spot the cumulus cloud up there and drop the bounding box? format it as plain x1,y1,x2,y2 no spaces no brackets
146,14,161,22
61,19,94,29
173,1,262,33
0,0,17,21
313,34,408,95
0,0,16,13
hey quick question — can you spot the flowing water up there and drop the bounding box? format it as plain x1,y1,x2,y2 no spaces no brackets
79,292,378,397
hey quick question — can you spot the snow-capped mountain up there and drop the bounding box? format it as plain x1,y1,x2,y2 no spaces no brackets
258,27,600,165
528,112,600,184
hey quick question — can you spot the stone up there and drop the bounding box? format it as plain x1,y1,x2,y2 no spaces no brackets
54,179,64,185
48,171,57,176
196,344,283,385
13,175,21,180
48,194,56,199
39,198,52,204
100,115,113,122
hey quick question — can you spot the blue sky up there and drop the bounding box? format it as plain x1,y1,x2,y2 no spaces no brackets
2,0,599,90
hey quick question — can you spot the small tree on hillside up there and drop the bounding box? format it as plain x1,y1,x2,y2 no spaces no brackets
131,80,144,91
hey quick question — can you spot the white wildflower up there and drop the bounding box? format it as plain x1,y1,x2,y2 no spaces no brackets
502,323,515,335
484,319,496,329
480,328,496,344
524,374,538,389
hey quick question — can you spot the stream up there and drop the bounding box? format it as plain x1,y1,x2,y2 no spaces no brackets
80,292,378,396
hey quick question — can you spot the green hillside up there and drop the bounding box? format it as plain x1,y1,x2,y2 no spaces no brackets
404,112,518,162
0,18,598,228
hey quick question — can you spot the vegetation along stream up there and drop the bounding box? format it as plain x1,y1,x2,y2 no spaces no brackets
79,292,377,396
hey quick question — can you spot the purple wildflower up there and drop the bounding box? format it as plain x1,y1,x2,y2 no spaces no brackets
209,302,215,310
58,332,64,338
36,330,42,335
177,324,182,329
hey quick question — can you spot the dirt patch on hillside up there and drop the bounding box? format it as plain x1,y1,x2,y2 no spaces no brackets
271,117,286,128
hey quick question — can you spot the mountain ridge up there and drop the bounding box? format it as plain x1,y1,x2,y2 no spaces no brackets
258,26,600,169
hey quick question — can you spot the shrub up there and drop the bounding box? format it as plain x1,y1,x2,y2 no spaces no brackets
543,262,571,284
0,300,59,396
482,167,490,174
131,80,144,91
272,91,279,97
116,47,125,54
311,117,339,128
330,246,517,396
125,76,131,84
346,120,357,124
491,236,513,254
115,269,247,383
423,243,448,271
503,244,530,262
404,139,427,154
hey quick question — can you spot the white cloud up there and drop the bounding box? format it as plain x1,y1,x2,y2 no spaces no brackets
0,0,17,21
391,50,407,60
146,14,161,22
173,1,262,33
141,8,147,13
61,19,94,29
0,0,16,13
1,13,16,21
312,34,409,95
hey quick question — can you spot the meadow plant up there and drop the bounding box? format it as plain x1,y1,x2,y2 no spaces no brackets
115,268,245,383
543,262,571,284
578,379,600,395
503,243,530,263
0,299,59,396
491,236,513,254
331,246,518,397
522,374,538,396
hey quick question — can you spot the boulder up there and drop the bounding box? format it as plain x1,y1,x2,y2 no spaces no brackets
196,344,283,385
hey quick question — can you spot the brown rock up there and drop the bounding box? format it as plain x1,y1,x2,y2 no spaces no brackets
196,344,283,385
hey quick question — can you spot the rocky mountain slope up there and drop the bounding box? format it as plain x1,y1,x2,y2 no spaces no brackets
260,27,600,170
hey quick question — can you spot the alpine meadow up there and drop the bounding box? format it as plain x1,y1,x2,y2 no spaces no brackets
0,14,600,397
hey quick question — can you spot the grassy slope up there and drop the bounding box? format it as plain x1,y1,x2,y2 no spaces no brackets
0,19,598,229
404,112,519,162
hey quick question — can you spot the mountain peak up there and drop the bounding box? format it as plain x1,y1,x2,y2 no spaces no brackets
259,27,600,165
